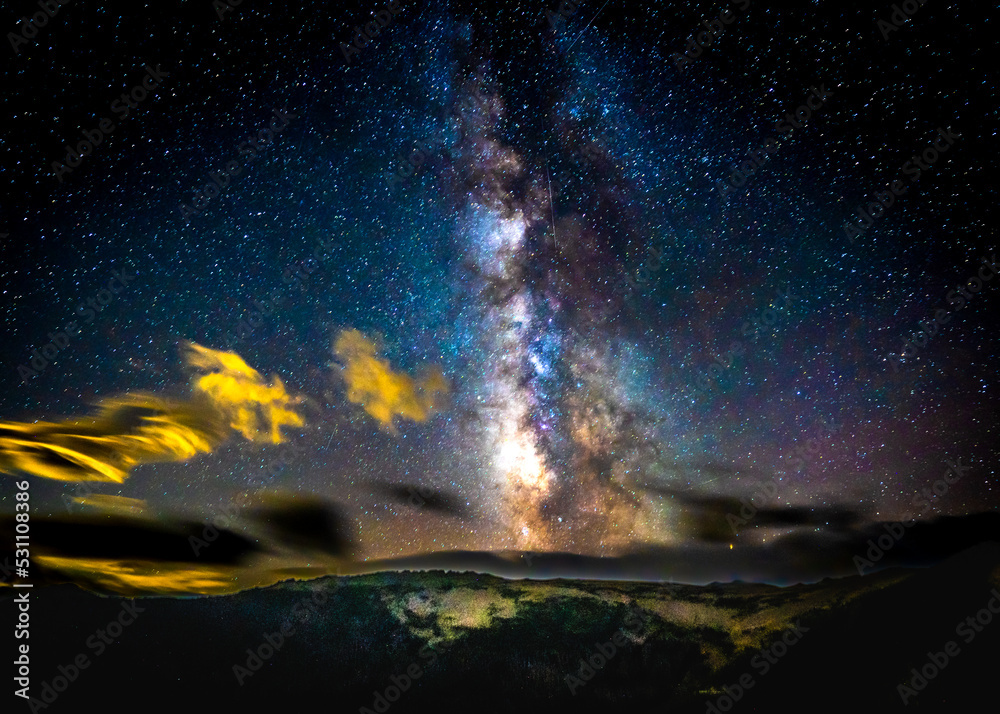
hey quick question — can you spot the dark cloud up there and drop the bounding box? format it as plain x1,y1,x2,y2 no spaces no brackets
248,494,354,556
375,482,470,518
652,486,862,542
0,513,259,567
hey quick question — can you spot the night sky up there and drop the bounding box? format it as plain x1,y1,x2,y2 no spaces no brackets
1,0,997,585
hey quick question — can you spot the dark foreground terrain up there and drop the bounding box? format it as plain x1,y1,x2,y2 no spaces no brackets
5,542,999,713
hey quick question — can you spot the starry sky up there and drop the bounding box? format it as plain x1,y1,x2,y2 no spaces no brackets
0,0,997,584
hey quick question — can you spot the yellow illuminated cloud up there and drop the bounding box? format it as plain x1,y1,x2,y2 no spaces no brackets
32,556,244,596
23,555,345,597
333,329,448,432
0,342,305,483
72,494,149,516
185,342,304,444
